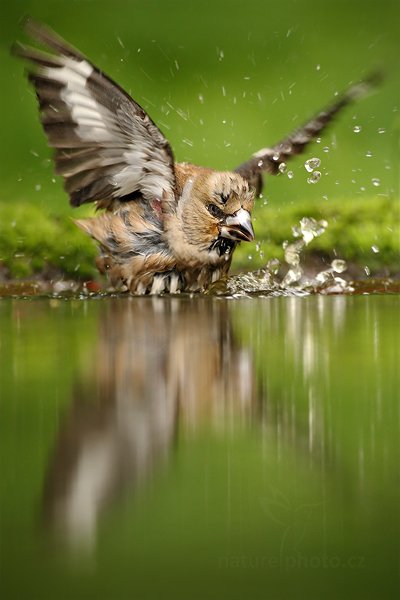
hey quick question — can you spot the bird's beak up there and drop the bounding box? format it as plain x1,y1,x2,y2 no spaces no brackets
220,209,255,242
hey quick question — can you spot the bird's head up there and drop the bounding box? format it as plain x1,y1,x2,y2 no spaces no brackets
176,170,255,259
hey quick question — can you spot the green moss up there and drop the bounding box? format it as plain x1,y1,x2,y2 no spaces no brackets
0,195,398,280
0,202,97,279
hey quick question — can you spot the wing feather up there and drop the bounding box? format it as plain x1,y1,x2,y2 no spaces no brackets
13,18,176,208
235,73,382,195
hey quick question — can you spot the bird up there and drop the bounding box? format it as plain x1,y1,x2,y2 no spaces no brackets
13,18,380,294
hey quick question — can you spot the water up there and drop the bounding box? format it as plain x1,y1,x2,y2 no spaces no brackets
304,157,321,173
1,294,399,599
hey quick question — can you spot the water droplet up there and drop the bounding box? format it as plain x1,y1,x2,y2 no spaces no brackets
292,225,301,238
364,266,371,276
35,184,41,191
307,171,321,184
316,137,321,144
278,162,287,174
371,245,380,253
316,64,321,71
378,127,385,134
353,125,362,133
299,217,327,244
316,270,334,284
287,170,294,179
315,271,332,283
282,266,303,286
371,178,380,187
366,150,372,157
198,94,204,104
323,146,330,153
272,153,280,161
284,240,304,265
304,157,321,172
301,227,315,246
257,160,263,168
331,259,347,273
322,195,329,201
266,258,280,275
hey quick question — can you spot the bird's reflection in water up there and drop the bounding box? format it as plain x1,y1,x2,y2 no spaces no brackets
41,295,389,554
42,297,256,550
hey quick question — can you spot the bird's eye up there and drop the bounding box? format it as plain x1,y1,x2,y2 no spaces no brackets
207,204,225,219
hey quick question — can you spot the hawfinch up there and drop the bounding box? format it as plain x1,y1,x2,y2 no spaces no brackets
14,19,378,294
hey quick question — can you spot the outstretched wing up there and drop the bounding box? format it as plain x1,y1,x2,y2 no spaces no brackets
13,18,176,208
235,73,381,195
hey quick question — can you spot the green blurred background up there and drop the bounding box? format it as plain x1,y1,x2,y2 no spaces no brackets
0,0,399,278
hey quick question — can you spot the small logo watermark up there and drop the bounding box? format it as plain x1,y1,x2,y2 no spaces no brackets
218,554,366,571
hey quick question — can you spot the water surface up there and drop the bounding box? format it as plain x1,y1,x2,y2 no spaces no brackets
1,295,399,599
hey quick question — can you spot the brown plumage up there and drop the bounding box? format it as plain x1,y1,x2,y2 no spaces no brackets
13,18,380,294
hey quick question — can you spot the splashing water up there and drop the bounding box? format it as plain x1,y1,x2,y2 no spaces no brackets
331,259,347,273
283,239,304,267
266,258,280,275
218,216,355,297
299,216,327,243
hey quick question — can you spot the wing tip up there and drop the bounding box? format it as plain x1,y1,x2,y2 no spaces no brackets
15,15,85,60
345,70,384,102
19,15,51,41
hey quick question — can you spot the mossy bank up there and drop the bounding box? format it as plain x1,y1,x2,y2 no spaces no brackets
0,194,398,282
